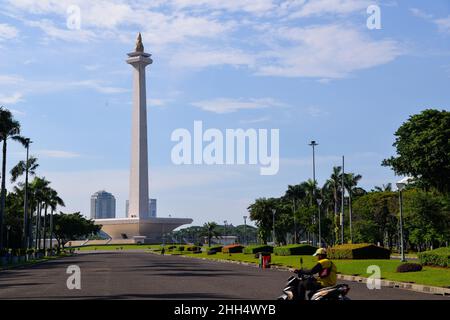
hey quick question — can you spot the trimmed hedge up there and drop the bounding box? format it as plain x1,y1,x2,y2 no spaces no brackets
186,245,201,252
396,263,423,273
243,245,273,254
274,244,317,256
327,244,390,260
207,246,223,253
222,244,244,253
418,247,450,268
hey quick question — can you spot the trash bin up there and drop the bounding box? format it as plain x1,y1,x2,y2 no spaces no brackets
257,252,271,269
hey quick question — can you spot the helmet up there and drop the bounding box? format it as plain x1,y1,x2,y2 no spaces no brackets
313,248,327,256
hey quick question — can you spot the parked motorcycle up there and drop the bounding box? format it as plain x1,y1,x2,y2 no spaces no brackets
278,258,350,301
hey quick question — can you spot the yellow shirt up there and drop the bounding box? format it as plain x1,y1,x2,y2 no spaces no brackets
317,259,337,287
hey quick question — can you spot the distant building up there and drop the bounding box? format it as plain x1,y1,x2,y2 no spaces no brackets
126,199,157,218
90,191,116,219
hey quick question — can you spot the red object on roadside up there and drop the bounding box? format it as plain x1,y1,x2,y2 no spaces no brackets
262,255,271,268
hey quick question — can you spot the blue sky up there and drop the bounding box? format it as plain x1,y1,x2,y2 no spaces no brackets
0,0,449,227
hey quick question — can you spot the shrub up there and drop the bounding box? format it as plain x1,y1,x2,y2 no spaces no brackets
327,243,390,260
177,246,185,251
418,247,450,268
207,250,217,255
274,244,317,256
396,263,423,273
222,244,244,253
186,245,201,252
243,245,273,254
208,246,223,253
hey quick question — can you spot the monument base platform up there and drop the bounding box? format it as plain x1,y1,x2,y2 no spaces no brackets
94,217,193,243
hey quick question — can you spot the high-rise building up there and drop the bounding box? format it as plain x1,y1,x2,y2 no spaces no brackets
91,191,116,219
126,199,157,218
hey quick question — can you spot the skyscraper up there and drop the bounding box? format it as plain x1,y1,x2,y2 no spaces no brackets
91,191,116,219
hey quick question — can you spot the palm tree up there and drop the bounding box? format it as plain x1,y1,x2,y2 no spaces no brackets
29,177,51,251
0,107,26,250
373,183,393,192
344,173,362,243
11,153,38,249
10,156,39,183
202,222,221,247
323,166,342,244
48,189,65,255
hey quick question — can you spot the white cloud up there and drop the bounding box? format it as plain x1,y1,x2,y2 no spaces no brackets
170,47,255,68
37,150,81,159
148,98,170,107
435,16,450,34
287,0,372,18
410,8,433,20
410,8,450,35
306,106,330,117
0,75,24,85
170,0,275,15
70,80,129,94
25,19,95,42
239,116,271,124
0,23,18,40
257,24,402,78
191,97,285,114
0,93,24,105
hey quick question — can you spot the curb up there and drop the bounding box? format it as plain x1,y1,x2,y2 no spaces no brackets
164,253,450,297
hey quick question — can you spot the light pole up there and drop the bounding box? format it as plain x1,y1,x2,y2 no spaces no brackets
317,198,323,247
308,141,318,202
6,225,11,249
272,208,276,245
396,182,407,262
341,156,345,244
243,216,248,245
22,138,32,249
224,220,227,245
292,199,298,244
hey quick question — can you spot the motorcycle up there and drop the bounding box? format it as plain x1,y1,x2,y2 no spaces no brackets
278,258,351,301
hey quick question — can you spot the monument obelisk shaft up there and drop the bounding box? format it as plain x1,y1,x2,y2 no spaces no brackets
127,33,152,219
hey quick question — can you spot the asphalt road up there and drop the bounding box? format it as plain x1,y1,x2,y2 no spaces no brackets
0,252,448,300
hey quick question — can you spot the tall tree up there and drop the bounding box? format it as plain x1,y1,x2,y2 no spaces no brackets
52,212,100,250
382,109,450,193
0,107,26,249
323,166,342,243
201,222,221,247
344,173,363,243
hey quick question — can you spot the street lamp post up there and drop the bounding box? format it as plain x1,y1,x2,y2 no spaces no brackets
316,198,323,247
341,155,345,244
22,138,32,250
272,208,276,244
243,216,248,245
396,182,407,262
224,220,227,245
6,225,11,249
292,199,297,244
309,141,318,245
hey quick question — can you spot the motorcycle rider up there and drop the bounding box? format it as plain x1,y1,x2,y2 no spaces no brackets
294,248,337,300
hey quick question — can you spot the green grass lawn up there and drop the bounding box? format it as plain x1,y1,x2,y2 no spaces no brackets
166,250,450,288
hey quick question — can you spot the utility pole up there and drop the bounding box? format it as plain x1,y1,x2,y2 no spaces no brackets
341,156,345,244
23,139,31,249
309,141,318,246
243,216,248,245
272,209,276,245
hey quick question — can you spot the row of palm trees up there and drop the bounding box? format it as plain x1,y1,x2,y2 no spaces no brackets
249,166,366,245
0,106,65,252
